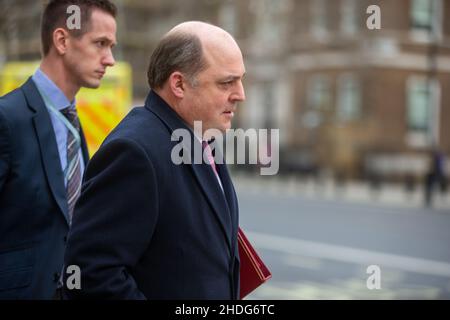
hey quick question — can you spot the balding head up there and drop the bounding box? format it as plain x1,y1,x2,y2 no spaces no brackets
168,21,236,45
147,21,241,90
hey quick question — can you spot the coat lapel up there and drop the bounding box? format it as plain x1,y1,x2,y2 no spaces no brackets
216,157,238,236
214,143,239,256
22,78,70,225
212,141,238,220
79,125,90,163
187,139,233,253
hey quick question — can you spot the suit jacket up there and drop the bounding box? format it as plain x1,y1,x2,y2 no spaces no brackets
63,90,240,299
0,78,89,299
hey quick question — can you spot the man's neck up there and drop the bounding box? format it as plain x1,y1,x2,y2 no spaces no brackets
40,58,79,102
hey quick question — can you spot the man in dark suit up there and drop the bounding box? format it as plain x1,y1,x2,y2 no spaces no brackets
63,21,246,299
0,0,117,299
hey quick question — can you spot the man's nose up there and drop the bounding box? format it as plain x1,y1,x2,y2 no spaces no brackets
232,81,246,102
103,49,115,67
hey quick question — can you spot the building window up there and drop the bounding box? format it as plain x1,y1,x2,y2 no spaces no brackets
337,74,361,121
407,78,429,131
410,0,442,38
406,76,440,147
307,75,331,110
311,0,327,37
341,0,357,35
249,0,286,50
411,0,433,31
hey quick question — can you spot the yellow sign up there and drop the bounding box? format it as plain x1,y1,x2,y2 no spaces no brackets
0,61,132,157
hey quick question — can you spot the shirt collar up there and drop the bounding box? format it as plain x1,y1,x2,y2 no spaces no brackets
32,68,76,111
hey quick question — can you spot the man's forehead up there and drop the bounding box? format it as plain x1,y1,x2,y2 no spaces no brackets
203,65,246,83
203,40,242,62
83,29,116,43
202,44,245,73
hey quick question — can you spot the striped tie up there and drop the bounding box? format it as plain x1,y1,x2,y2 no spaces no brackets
61,106,81,223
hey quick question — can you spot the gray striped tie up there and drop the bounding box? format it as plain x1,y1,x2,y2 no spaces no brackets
61,106,81,223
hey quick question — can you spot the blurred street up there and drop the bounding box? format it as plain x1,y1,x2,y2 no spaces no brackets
234,175,450,299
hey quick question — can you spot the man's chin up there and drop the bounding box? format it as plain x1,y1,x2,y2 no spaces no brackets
82,79,101,89
205,124,228,136
220,123,232,132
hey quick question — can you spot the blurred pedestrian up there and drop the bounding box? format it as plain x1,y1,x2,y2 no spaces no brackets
424,148,448,207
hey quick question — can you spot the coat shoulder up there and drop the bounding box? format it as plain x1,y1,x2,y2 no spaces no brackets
0,86,28,116
0,86,32,131
102,106,173,160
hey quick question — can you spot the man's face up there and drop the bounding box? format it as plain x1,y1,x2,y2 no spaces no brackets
64,9,116,89
182,40,246,135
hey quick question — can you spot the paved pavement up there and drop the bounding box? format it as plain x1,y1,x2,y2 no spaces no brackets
231,173,450,299
232,172,450,211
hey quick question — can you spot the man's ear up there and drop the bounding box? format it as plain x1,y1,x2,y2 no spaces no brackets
168,72,186,98
53,28,70,55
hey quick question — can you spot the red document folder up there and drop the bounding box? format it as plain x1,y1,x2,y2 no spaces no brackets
238,227,272,299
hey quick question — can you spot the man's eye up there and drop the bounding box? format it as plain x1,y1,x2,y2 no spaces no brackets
96,41,106,47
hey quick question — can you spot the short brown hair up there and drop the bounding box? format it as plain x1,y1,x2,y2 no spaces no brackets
147,32,208,89
41,0,117,56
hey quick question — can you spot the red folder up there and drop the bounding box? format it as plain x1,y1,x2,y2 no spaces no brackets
238,227,272,299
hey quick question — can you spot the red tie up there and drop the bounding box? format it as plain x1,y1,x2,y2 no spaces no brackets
202,141,218,176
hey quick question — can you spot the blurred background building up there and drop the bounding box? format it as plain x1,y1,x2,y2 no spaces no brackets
0,0,449,186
